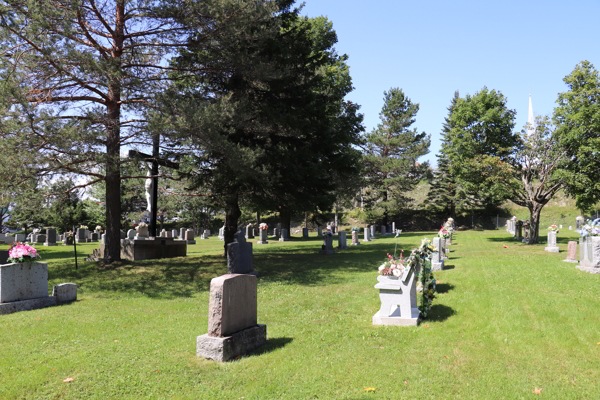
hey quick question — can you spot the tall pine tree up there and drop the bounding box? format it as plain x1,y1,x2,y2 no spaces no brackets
364,88,430,225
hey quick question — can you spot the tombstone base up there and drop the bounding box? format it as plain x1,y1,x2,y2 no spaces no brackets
576,265,600,274
0,296,57,315
563,259,579,263
431,262,444,271
514,237,523,241
372,309,420,326
278,237,289,242
351,242,360,246
544,246,560,253
43,242,57,246
256,240,268,245
196,324,267,362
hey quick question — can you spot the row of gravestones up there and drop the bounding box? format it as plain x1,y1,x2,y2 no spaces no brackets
196,222,395,361
507,217,599,274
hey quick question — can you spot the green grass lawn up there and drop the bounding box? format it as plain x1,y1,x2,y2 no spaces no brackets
1,230,598,399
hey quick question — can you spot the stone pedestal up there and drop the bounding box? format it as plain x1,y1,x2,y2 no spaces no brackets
372,268,420,326
364,228,371,242
196,274,267,362
544,231,560,253
257,229,268,244
370,225,376,239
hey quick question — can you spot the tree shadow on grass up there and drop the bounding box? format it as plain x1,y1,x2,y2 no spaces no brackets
48,255,227,300
424,304,456,322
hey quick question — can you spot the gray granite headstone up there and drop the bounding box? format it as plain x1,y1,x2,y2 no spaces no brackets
364,227,371,242
15,234,25,242
227,231,255,275
172,229,178,238
257,229,268,244
337,231,348,249
279,229,289,242
370,225,376,239
544,231,559,252
302,228,308,238
44,229,57,246
127,229,135,240
185,229,196,244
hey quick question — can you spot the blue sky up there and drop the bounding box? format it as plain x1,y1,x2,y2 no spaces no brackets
302,0,600,167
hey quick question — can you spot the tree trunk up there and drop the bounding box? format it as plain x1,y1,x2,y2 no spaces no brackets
383,190,388,226
304,212,308,228
223,194,241,258
280,209,291,234
256,211,260,226
103,2,124,263
527,203,544,244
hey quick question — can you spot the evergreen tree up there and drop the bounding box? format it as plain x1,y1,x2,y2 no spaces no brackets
553,61,600,211
157,10,363,254
364,88,430,225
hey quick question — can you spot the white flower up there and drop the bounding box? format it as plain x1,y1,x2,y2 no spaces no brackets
378,264,386,271
392,268,402,277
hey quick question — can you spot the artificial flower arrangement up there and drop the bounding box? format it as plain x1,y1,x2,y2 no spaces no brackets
522,220,530,227
580,219,600,237
547,224,559,233
64,231,73,237
378,251,411,277
138,222,148,228
376,237,437,318
7,242,41,263
511,216,517,221
351,226,360,232
438,228,451,239
322,228,333,237
79,225,88,230
95,225,102,231
259,222,268,230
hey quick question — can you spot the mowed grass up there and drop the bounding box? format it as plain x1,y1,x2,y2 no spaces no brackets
0,229,598,399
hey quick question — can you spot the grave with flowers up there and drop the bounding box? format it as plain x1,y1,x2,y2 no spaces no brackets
0,243,77,315
545,224,560,253
319,229,335,255
577,219,600,274
256,223,269,244
372,238,436,326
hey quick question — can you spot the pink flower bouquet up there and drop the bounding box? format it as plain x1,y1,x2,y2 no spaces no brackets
7,242,41,263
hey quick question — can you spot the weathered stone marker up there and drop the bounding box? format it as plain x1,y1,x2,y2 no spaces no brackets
196,274,267,362
544,231,560,253
364,227,371,242
351,231,360,246
185,229,196,244
577,236,600,274
563,241,578,263
337,231,348,249
370,225,377,239
279,229,289,242
319,235,335,255
302,228,308,238
257,228,268,244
